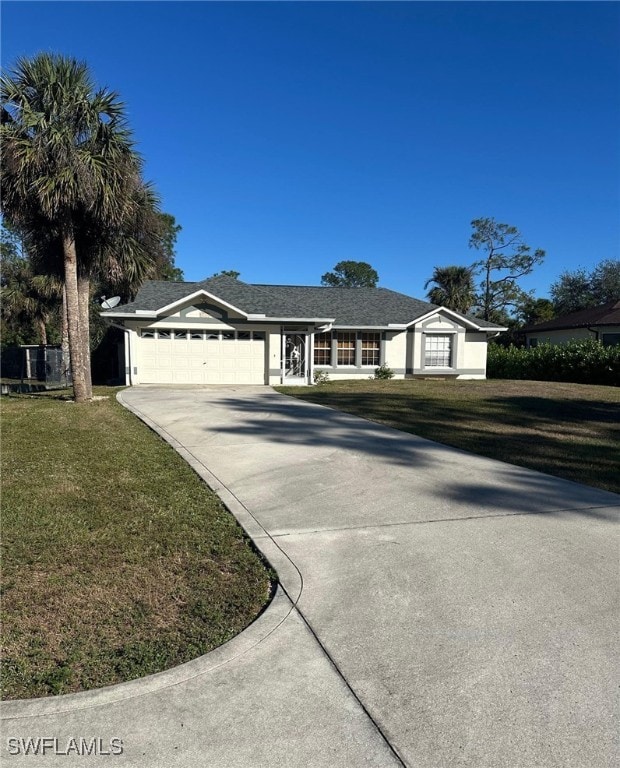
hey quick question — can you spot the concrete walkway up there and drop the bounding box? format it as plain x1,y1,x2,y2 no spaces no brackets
2,386,618,767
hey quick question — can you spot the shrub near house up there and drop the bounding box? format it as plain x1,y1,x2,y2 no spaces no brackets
487,339,620,386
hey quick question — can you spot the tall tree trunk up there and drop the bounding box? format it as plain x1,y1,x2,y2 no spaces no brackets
62,226,89,402
484,260,491,322
37,318,48,346
78,269,93,399
61,285,71,385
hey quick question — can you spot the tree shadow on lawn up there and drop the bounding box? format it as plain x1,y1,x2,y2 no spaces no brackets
177,389,620,520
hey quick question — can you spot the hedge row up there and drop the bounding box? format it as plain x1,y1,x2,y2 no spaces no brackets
487,339,620,386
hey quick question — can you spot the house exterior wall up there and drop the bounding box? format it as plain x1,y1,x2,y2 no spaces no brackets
267,330,283,384
461,332,489,378
114,306,492,385
124,317,274,385
408,312,487,379
314,330,408,381
525,326,620,347
292,329,410,382
384,331,407,376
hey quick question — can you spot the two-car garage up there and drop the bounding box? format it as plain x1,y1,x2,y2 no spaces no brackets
136,328,266,385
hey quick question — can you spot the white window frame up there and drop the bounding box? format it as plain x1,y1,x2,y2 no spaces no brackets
336,331,356,366
424,334,453,368
361,332,380,366
314,332,332,366
141,328,267,341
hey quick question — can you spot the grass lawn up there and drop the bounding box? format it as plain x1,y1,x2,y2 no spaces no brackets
277,379,620,495
1,388,274,700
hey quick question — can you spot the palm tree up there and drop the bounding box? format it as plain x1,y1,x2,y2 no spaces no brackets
90,181,165,300
424,265,476,314
1,254,62,344
1,54,144,401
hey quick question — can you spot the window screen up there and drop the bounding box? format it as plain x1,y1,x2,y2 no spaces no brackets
337,332,356,365
424,335,452,367
361,332,380,366
314,332,332,365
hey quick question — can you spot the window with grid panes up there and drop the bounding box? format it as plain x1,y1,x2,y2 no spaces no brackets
314,332,332,365
361,332,380,366
337,332,356,365
424,335,452,367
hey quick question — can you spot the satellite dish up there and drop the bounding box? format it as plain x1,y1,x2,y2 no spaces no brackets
100,296,121,310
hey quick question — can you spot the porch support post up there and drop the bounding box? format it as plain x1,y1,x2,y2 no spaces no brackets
281,326,285,384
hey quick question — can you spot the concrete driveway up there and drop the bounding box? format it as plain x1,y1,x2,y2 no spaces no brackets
2,385,618,767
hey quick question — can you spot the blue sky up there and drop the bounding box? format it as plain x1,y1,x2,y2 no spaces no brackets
2,1,619,302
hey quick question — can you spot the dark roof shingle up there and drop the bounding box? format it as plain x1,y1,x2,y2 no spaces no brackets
523,300,620,332
108,275,504,329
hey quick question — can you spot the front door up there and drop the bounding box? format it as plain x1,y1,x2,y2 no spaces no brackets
283,333,308,384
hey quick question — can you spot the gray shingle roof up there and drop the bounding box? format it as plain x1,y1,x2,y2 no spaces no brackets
250,284,436,325
107,275,503,329
111,280,196,313
523,300,620,332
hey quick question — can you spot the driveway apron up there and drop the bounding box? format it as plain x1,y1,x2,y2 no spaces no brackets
3,385,618,767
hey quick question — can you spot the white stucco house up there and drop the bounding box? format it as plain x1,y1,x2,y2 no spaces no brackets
101,275,506,386
523,300,620,348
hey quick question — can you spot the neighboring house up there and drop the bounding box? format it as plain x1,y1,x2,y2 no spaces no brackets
101,274,506,386
523,300,620,349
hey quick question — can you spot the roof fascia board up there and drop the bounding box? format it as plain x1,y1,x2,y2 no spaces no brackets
525,321,615,333
261,316,336,323
405,306,506,331
405,306,481,329
333,325,401,330
101,311,156,319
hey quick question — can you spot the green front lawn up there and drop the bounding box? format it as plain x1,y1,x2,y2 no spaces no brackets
277,379,620,494
1,389,274,700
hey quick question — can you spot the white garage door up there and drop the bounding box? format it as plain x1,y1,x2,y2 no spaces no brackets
138,329,266,384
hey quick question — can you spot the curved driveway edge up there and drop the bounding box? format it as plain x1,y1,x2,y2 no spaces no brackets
3,384,618,767
0,587,293,720
0,387,404,768
116,389,304,604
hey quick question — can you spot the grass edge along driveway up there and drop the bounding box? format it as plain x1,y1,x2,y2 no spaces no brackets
1,389,275,700
277,379,620,495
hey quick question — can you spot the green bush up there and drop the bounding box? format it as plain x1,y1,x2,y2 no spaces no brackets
487,339,620,386
373,363,395,380
313,369,330,385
